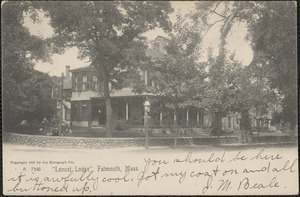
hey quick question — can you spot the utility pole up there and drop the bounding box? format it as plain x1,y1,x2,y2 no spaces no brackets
59,72,64,136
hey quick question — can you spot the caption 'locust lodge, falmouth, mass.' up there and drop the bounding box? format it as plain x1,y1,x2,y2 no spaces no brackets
57,37,273,131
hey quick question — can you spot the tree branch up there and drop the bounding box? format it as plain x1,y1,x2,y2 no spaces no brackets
200,18,226,42
212,10,227,18
212,2,227,18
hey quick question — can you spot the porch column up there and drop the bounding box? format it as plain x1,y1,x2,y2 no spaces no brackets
233,117,236,129
197,111,199,124
144,70,148,86
186,109,189,125
159,107,162,125
159,103,163,125
125,102,129,120
174,114,176,124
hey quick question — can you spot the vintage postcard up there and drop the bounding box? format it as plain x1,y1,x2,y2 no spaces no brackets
2,1,298,195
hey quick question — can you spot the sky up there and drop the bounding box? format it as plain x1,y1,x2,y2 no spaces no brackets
24,1,253,77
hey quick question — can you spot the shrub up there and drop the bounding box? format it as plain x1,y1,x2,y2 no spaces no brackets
128,115,143,125
114,120,129,131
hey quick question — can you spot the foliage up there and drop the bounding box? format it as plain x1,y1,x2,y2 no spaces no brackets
113,120,129,131
192,2,242,135
192,1,296,133
138,14,203,112
244,2,297,129
35,1,173,137
40,118,72,136
2,1,54,130
132,13,204,146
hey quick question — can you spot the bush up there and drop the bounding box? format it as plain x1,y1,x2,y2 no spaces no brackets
128,115,143,125
114,120,129,131
238,130,253,143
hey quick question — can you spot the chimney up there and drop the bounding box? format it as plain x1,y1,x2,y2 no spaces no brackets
65,65,70,79
158,37,167,53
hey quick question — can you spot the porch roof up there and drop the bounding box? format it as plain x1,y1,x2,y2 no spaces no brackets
71,88,153,101
71,91,101,101
70,66,97,72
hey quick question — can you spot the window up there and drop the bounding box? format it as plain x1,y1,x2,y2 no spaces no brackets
82,101,88,120
72,102,80,121
74,75,78,91
83,75,88,90
92,75,98,90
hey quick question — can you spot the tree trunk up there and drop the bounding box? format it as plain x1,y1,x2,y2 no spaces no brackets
101,65,113,137
240,110,251,131
173,106,179,148
211,111,222,140
240,110,252,143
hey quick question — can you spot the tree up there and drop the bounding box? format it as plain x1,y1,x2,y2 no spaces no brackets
193,1,297,133
133,14,204,146
226,57,279,141
200,49,238,136
36,1,173,137
244,2,297,130
192,2,243,136
194,1,297,129
2,1,51,130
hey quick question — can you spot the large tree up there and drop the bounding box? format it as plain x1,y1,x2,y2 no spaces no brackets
192,2,242,136
226,57,279,141
2,1,52,130
244,2,297,130
193,1,297,132
36,1,173,137
133,14,204,146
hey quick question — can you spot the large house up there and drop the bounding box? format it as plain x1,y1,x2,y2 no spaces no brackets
69,65,151,127
61,38,274,131
61,38,210,128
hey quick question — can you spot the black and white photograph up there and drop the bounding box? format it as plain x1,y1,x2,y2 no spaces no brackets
2,1,298,195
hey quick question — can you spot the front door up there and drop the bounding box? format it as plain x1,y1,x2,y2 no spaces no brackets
91,99,106,125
